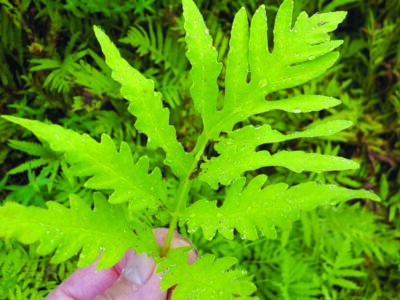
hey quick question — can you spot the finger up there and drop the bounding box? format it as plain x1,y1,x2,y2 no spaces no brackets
95,251,167,300
46,228,197,300
98,228,196,300
45,258,119,300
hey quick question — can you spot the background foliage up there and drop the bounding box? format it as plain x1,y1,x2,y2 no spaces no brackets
0,0,399,299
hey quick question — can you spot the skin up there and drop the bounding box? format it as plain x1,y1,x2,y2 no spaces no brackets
46,228,195,300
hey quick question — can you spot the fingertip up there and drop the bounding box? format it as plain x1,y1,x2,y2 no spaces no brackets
100,271,167,300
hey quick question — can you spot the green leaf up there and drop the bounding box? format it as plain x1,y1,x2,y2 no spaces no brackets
264,95,342,113
330,278,360,289
93,26,192,178
158,248,257,299
182,0,222,133
7,140,63,175
218,120,352,149
265,151,359,173
7,158,54,175
2,116,166,211
8,140,56,157
267,0,346,92
199,120,357,188
182,175,379,240
0,194,137,269
224,7,249,117
195,0,346,137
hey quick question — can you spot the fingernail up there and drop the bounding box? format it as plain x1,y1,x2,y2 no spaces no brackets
121,253,155,287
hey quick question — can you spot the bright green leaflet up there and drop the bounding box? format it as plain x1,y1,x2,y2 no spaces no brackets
2,115,166,211
0,0,380,299
158,248,256,299
93,26,192,179
0,193,138,269
199,120,358,188
182,175,379,240
182,0,222,134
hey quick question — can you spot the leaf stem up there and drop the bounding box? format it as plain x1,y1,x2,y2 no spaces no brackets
160,105,256,255
160,175,191,256
160,132,210,256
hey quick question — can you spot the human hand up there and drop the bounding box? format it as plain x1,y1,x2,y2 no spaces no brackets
46,228,195,300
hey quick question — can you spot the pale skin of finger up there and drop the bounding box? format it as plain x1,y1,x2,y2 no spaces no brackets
45,228,195,300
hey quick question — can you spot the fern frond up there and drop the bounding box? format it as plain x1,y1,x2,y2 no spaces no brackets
93,26,192,178
119,20,165,65
180,0,356,196
119,19,189,108
0,193,138,269
30,33,89,93
8,140,57,157
70,60,121,98
199,120,357,188
182,0,222,134
182,175,379,240
268,1,346,91
322,239,366,290
0,239,59,299
278,250,320,299
189,0,347,138
158,248,257,300
318,204,400,264
2,116,166,210
8,158,54,175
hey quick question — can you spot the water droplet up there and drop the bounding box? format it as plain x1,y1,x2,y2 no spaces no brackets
311,26,316,31
293,108,302,113
258,79,268,88
308,55,316,60
318,21,327,26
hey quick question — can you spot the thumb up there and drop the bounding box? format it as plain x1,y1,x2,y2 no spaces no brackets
96,252,167,300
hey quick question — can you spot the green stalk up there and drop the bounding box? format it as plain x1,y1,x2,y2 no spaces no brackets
160,131,210,256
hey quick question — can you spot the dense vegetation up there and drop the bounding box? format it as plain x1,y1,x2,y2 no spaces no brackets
0,0,399,299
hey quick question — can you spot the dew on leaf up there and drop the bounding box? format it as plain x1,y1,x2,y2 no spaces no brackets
308,55,316,60
258,79,268,89
293,108,302,113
